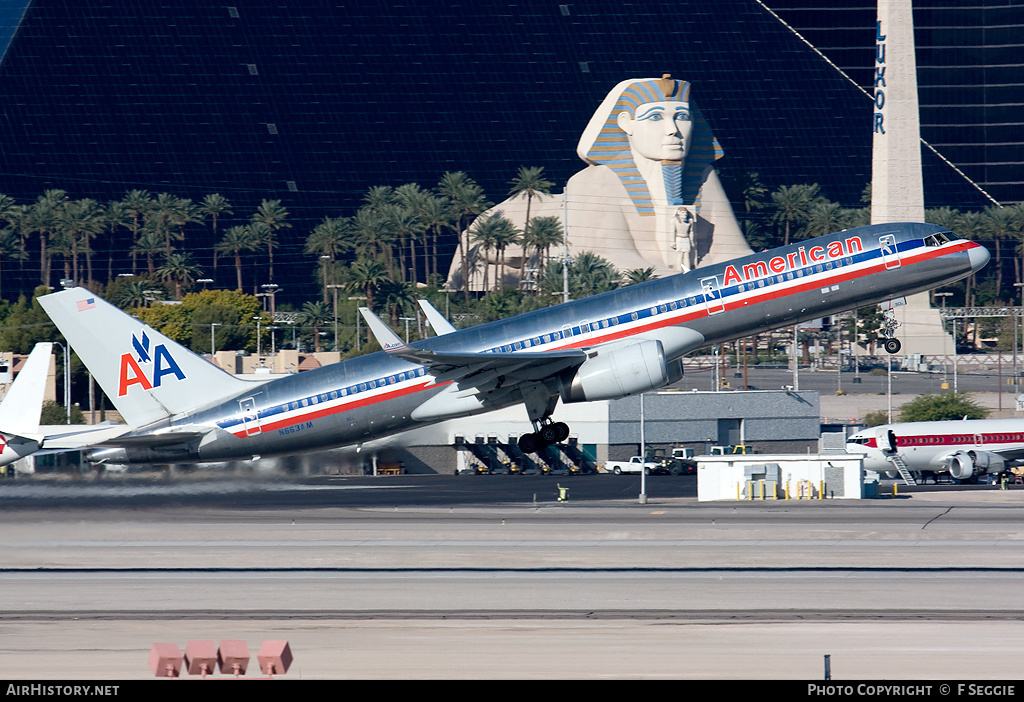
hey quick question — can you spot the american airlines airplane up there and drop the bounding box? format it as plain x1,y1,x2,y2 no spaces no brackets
846,418,1023,482
37,221,987,467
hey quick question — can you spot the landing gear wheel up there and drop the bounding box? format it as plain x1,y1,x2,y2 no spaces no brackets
517,433,538,454
551,422,570,442
883,338,902,354
539,424,560,444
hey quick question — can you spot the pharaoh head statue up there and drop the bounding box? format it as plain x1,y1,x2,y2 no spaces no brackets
577,75,724,216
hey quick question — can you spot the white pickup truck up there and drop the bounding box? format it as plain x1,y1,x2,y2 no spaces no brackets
604,456,660,475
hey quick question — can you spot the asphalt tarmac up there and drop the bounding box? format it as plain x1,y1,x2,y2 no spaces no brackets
2,474,1024,681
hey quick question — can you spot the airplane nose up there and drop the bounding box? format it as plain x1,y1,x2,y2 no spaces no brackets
968,243,991,272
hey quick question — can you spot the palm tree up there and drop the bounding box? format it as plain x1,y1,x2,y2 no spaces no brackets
131,226,165,275
56,198,106,286
802,200,845,240
957,210,986,306
490,217,520,292
200,193,232,239
469,215,500,291
508,165,553,249
571,251,620,297
215,225,261,290
350,205,396,275
393,183,432,284
251,199,291,281
347,256,390,343
623,267,657,285
121,189,152,273
417,194,456,285
26,189,66,287
305,216,351,303
521,215,563,275
0,227,27,298
156,251,203,299
112,277,152,309
147,192,188,256
437,171,491,299
296,300,331,352
383,202,426,284
980,205,1024,299
377,278,416,328
200,193,233,272
771,183,820,246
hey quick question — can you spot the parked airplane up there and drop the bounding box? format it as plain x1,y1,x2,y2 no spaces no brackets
846,418,1023,482
0,342,129,468
38,221,987,467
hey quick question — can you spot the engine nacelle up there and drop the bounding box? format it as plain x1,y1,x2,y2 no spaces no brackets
559,340,680,403
87,443,198,466
944,450,1005,480
946,451,975,480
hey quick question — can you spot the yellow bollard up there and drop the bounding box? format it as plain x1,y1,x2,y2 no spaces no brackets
819,481,824,499
737,482,741,501
892,483,898,497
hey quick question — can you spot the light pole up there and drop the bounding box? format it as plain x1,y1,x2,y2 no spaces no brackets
210,322,222,356
348,296,367,350
327,284,345,351
934,292,952,387
400,316,415,343
260,283,280,316
639,392,647,505
1015,283,1024,385
52,342,71,425
253,315,263,358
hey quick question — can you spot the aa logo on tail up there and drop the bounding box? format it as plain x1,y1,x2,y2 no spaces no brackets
117,331,186,396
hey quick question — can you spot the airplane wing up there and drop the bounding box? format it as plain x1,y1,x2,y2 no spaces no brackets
358,307,588,379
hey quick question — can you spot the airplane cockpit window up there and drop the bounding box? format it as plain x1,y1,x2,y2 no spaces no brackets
925,232,952,247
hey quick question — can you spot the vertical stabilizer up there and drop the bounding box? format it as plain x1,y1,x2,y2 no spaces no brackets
39,289,250,428
0,342,52,435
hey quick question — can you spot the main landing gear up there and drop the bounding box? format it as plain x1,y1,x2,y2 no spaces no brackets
517,421,570,454
880,308,902,354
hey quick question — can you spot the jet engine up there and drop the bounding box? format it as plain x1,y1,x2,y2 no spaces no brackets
559,340,682,403
87,443,198,466
944,450,1005,480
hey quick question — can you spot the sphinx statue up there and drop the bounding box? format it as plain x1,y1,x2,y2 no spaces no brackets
448,75,753,291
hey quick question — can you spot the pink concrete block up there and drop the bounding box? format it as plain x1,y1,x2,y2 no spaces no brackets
218,639,250,676
257,640,293,675
149,643,182,678
184,640,218,677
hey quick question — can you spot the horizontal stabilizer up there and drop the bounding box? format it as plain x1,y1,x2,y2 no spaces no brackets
39,424,133,449
417,299,457,335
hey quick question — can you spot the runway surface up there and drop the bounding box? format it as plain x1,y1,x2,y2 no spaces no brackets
2,474,1024,680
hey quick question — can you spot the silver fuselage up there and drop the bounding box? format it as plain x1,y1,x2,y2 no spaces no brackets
91,222,986,464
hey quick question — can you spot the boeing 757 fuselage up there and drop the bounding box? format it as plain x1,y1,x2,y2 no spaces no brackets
37,222,988,466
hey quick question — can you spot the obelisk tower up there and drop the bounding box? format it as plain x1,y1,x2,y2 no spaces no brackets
870,0,952,358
